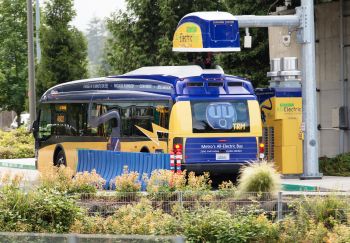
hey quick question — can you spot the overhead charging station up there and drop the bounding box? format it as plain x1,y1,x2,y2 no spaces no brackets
172,0,321,178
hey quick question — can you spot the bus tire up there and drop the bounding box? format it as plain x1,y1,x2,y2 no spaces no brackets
140,147,150,153
54,149,67,167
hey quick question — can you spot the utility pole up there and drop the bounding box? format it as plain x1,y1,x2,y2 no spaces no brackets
27,0,36,123
298,0,321,179
175,0,322,179
236,1,321,179
36,0,41,63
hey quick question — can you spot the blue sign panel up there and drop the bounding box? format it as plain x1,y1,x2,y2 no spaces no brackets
185,137,257,164
173,12,240,52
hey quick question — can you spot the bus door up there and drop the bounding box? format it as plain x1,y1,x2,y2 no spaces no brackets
88,103,121,151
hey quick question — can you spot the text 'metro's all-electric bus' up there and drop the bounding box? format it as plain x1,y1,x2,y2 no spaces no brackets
33,65,263,174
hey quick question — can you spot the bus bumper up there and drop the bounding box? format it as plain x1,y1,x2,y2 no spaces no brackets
182,163,247,175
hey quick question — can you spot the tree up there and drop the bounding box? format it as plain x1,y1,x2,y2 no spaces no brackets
37,0,88,96
104,0,224,75
104,0,291,87
85,17,107,77
0,0,28,124
217,0,284,87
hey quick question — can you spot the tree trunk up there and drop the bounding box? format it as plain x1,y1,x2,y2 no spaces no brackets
15,110,22,128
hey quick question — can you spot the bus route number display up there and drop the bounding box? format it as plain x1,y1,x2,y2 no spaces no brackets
56,114,66,123
232,122,246,131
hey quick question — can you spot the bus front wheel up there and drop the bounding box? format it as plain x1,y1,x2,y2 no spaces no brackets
54,149,67,167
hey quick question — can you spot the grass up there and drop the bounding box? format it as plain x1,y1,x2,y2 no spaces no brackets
236,160,281,197
319,153,350,176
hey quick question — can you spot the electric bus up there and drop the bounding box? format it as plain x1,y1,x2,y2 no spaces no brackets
33,65,263,174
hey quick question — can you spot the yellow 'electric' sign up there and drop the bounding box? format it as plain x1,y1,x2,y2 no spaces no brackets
173,22,203,49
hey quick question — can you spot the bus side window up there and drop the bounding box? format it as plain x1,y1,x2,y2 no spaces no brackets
38,104,52,140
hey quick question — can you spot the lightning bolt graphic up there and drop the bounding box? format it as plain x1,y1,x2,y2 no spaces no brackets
135,123,169,146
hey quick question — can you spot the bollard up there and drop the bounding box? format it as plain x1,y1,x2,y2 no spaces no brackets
170,151,175,173
277,191,283,221
176,151,182,173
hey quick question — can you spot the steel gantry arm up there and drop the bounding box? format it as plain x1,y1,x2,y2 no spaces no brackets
234,0,321,179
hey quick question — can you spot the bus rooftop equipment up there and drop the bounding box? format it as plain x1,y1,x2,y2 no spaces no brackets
173,12,240,52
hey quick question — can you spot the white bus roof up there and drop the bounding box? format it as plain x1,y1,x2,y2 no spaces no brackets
123,65,224,79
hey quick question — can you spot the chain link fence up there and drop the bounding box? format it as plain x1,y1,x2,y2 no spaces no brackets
75,191,350,221
0,232,185,243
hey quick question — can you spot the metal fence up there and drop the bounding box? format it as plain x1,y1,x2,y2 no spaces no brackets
75,191,350,221
0,232,185,243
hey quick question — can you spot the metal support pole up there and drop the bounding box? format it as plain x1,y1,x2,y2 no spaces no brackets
277,191,283,221
236,15,300,28
339,0,346,154
36,0,41,63
27,0,36,124
300,0,322,179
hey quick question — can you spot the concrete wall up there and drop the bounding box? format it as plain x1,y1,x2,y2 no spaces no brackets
268,1,350,157
0,111,16,131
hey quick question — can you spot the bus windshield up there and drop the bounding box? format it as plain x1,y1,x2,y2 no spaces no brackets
191,100,250,133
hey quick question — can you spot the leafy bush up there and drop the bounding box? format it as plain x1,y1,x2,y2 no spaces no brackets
0,182,81,233
29,188,82,233
236,161,281,197
278,217,329,243
186,171,212,192
0,127,34,159
70,170,106,194
114,166,141,192
327,224,350,243
72,198,178,235
40,166,74,192
320,153,350,176
40,166,105,194
294,195,349,229
146,169,186,193
182,207,278,243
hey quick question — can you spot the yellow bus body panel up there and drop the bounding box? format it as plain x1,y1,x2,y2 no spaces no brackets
167,100,262,151
37,142,107,172
37,100,262,172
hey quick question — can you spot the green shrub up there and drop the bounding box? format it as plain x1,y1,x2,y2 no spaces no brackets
0,127,34,159
236,161,281,197
40,166,105,194
328,224,350,243
320,153,350,176
0,182,81,233
29,188,82,233
146,169,186,194
186,171,212,192
294,195,349,229
278,217,329,243
182,207,278,243
115,166,141,193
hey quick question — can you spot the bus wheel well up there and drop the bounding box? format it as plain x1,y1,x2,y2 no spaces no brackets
53,146,66,166
140,147,150,153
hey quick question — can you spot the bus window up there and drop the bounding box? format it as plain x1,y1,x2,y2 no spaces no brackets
191,100,250,133
38,104,52,140
96,101,170,138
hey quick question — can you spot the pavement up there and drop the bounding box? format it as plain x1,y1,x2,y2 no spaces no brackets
282,176,350,192
0,158,39,185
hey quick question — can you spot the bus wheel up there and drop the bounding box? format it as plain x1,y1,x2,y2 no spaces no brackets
54,150,67,167
140,147,150,153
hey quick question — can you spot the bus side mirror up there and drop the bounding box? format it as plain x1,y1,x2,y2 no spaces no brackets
32,120,39,139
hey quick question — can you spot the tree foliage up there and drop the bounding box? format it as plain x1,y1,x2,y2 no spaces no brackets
37,0,88,96
0,0,28,118
85,17,107,77
104,0,284,87
104,0,225,75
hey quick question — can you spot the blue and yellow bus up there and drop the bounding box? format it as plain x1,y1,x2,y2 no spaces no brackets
33,65,262,174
